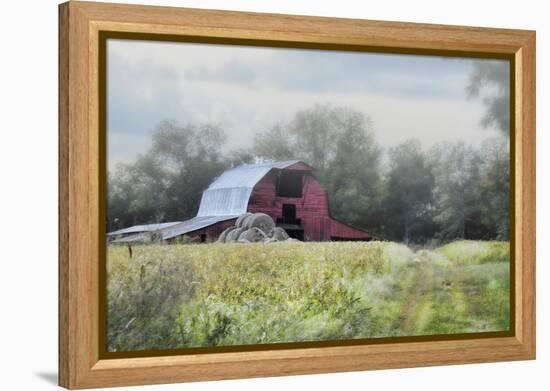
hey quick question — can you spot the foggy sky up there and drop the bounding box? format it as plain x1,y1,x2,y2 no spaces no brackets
107,39,508,170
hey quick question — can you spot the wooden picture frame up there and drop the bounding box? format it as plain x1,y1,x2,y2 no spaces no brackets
59,1,536,389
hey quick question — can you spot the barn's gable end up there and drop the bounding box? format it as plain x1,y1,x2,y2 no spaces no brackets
247,168,371,241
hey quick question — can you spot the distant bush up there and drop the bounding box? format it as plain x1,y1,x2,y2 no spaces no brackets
437,240,509,265
107,245,198,352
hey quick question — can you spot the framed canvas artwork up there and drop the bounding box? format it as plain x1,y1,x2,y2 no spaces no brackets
59,1,535,388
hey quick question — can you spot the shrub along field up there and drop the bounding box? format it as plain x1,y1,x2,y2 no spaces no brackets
106,241,510,352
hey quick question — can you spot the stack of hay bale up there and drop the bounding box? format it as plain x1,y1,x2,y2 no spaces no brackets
217,213,299,243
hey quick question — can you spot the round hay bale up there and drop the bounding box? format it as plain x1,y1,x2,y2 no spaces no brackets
238,227,267,243
217,226,236,242
269,227,289,241
237,238,250,243
241,214,254,229
237,229,250,241
264,237,278,243
247,213,275,234
235,212,252,228
226,227,244,242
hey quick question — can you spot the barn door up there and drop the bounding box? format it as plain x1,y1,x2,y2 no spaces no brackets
282,204,296,222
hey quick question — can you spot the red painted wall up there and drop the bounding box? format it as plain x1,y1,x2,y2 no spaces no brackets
247,169,372,241
328,218,374,240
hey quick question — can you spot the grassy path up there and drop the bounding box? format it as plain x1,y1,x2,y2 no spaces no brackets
388,246,508,336
402,259,432,334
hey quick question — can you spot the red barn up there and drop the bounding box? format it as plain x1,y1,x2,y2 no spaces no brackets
110,160,373,242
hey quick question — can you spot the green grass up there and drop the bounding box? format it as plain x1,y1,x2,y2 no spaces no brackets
106,240,510,352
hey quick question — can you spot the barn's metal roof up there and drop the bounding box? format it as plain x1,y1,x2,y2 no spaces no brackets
197,160,302,217
161,215,238,240
107,222,182,237
112,215,237,243
111,232,153,244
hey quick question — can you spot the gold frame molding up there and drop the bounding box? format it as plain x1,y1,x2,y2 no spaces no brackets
59,1,536,389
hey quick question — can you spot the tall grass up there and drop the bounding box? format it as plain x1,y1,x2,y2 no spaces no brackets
106,240,510,352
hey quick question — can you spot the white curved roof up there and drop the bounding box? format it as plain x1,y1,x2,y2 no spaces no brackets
197,160,302,217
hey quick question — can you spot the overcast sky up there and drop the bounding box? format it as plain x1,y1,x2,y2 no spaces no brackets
107,39,508,170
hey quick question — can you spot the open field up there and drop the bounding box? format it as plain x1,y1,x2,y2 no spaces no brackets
106,241,510,352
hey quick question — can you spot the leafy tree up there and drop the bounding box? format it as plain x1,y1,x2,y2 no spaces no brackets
430,142,484,240
107,152,170,230
155,121,227,220
467,61,510,135
326,108,383,231
479,138,510,240
288,103,341,173
383,140,434,244
107,120,228,228
107,167,140,231
225,148,256,167
253,124,294,161
254,104,383,232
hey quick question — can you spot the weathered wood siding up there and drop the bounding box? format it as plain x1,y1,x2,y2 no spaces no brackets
182,218,236,242
247,170,371,241
328,218,374,240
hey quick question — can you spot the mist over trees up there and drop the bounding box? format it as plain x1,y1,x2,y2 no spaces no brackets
253,104,383,231
384,140,435,243
108,121,227,230
467,61,510,135
108,64,510,244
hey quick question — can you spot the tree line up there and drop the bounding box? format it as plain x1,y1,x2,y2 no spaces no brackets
108,103,509,244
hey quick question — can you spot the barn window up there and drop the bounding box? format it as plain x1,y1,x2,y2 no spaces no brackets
276,170,303,198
